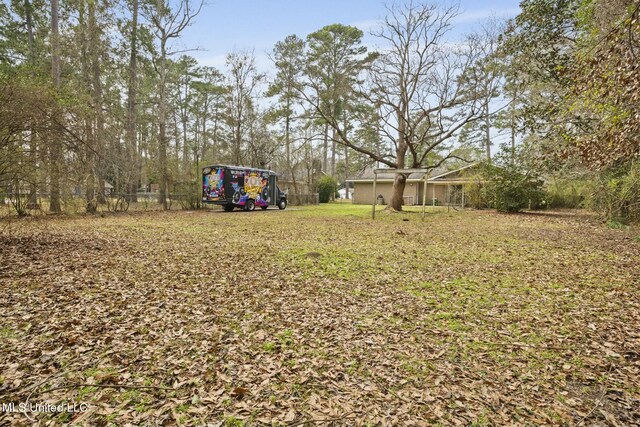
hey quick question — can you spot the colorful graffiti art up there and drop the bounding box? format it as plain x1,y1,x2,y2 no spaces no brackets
228,169,270,207
203,167,225,201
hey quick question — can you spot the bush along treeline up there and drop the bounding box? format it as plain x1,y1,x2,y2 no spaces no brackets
464,0,640,221
1,0,638,221
316,176,338,204
497,0,640,222
482,147,545,213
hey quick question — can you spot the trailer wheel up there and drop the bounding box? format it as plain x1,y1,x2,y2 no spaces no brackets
246,199,256,211
224,204,234,212
278,199,287,210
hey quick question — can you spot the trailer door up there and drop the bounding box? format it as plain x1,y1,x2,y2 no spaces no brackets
223,167,234,202
269,174,277,205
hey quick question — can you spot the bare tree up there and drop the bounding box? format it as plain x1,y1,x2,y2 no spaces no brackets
25,0,39,208
49,0,61,212
225,50,265,166
125,0,139,202
300,2,493,211
145,0,203,210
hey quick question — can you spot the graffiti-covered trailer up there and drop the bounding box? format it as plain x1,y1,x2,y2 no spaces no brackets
202,165,287,211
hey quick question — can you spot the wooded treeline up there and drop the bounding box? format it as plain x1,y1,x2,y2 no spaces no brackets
499,0,640,221
0,0,638,218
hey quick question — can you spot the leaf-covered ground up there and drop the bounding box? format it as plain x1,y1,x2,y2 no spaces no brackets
1,205,639,426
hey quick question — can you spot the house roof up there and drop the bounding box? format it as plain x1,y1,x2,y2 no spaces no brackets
347,163,483,183
430,163,480,180
348,167,446,182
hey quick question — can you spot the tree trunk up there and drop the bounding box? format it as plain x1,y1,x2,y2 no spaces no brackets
125,0,139,202
389,112,408,211
25,0,38,209
510,87,516,162
88,0,106,205
322,123,328,173
49,0,62,213
331,127,337,177
27,133,38,208
200,101,207,163
159,119,168,209
174,110,181,159
234,121,242,165
389,174,407,210
25,0,35,63
344,145,349,199
80,1,95,213
182,101,189,167
211,113,219,161
343,116,349,199
285,101,299,196
158,41,169,210
80,12,96,214
484,101,491,162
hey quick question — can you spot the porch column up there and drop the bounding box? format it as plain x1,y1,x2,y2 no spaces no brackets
432,183,436,206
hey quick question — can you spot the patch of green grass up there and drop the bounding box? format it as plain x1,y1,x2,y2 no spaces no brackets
56,411,72,423
289,201,453,223
291,382,305,397
224,415,245,426
262,341,276,352
470,411,492,427
121,389,141,403
606,219,626,229
82,367,99,378
279,329,294,347
624,386,640,395
175,403,190,413
0,327,17,338
400,357,435,380
277,246,387,280
134,402,148,413
345,360,360,375
77,385,98,399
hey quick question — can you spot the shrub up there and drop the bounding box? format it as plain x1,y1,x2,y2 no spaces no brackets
463,175,489,209
584,161,640,223
485,166,545,212
316,176,338,203
546,179,588,209
174,182,200,210
483,147,545,213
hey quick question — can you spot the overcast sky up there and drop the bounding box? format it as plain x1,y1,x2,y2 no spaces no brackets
175,0,522,73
